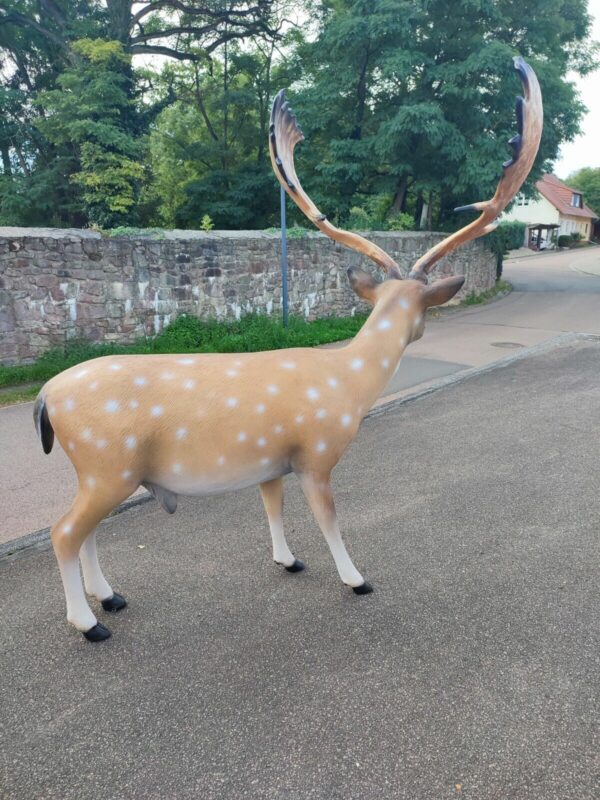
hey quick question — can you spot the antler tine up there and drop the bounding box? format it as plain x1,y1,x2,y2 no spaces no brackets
408,57,543,283
269,90,403,278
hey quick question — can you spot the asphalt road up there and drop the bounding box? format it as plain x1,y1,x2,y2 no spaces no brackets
1,340,598,800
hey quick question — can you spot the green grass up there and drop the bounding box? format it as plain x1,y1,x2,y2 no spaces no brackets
461,279,512,306
0,384,42,407
0,312,368,391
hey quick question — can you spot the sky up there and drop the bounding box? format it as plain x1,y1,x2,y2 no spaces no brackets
554,0,600,178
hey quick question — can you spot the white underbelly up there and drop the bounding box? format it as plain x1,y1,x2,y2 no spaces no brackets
148,460,291,497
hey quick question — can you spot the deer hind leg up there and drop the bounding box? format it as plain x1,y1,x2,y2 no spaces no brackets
259,478,304,572
80,530,127,613
51,483,131,641
299,473,372,594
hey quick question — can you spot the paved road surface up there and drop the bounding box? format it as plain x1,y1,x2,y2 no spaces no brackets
1,246,599,544
1,340,598,799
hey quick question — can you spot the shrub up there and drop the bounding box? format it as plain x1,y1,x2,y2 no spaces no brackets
387,212,414,231
487,221,526,280
558,234,572,248
200,214,214,231
347,207,371,230
571,231,582,242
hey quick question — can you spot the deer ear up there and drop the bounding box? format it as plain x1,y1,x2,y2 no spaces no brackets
422,275,465,308
347,268,379,303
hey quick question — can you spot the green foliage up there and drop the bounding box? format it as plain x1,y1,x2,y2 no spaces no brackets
0,313,368,389
34,39,144,228
200,214,214,231
0,1,595,231
387,213,415,231
571,231,582,242
558,234,572,247
462,280,512,306
566,167,600,215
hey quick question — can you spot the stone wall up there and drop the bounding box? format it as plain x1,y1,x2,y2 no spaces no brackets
0,227,496,364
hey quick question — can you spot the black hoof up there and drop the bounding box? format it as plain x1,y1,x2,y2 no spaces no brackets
101,592,127,612
352,581,373,595
285,559,305,573
83,622,112,642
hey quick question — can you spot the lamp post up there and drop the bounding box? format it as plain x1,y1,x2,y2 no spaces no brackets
280,185,289,328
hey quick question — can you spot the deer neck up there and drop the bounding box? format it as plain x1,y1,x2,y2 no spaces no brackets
342,297,418,412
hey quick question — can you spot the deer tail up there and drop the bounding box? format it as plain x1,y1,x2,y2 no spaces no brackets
33,391,54,454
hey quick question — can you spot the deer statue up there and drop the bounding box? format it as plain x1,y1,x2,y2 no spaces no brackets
34,57,542,642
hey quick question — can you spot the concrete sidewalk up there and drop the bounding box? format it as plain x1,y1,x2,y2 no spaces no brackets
1,245,600,545
1,340,598,800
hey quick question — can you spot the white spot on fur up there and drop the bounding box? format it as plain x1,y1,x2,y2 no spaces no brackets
399,298,410,310
64,398,75,411
86,476,96,488
256,403,266,414
341,414,352,427
172,463,182,474
68,441,75,451
377,319,392,331
110,363,123,371
217,456,226,466
105,400,119,413
237,432,247,442
96,439,107,449
327,377,338,388
260,457,271,466
89,381,98,391
176,427,187,440
226,369,238,377
307,387,319,401
134,376,147,386
81,428,92,441
151,405,164,417
257,437,267,447
316,440,327,453
75,369,88,379
414,315,422,328
226,397,238,408
315,409,327,419
350,358,364,371
274,425,284,434
183,378,196,390
161,371,174,381
280,361,296,369
129,399,139,409
125,435,137,449
177,358,195,365
381,357,390,369
63,523,72,534
267,385,279,395
122,470,132,480
295,415,304,424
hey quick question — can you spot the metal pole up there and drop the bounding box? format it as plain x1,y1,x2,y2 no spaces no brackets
280,184,289,327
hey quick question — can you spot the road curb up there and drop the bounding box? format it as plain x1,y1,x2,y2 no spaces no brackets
2,331,598,563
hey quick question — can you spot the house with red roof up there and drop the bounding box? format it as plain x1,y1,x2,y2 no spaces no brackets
501,173,598,249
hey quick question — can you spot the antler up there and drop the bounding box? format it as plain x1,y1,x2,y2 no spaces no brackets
408,56,543,283
269,91,403,279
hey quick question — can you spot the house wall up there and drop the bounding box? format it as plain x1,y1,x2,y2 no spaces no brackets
558,214,593,241
0,227,497,365
502,195,560,227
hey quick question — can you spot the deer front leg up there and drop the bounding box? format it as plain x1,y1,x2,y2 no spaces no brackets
299,473,372,594
259,478,304,572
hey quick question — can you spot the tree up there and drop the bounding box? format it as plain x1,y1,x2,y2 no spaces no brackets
566,167,600,215
293,0,597,230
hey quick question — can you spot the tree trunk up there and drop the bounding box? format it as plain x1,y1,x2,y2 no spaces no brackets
415,190,423,228
390,177,408,215
350,48,370,141
1,144,12,177
426,191,433,230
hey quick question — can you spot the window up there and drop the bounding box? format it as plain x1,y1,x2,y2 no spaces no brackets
571,193,583,208
516,193,530,207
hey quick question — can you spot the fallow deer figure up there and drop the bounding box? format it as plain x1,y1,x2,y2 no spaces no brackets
34,57,542,641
